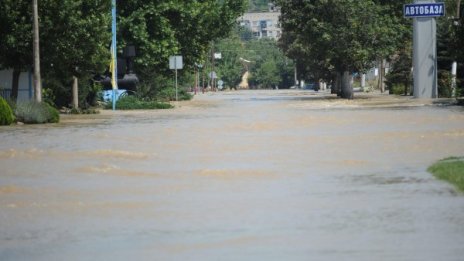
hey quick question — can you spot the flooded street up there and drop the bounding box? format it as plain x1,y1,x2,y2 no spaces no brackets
1,90,464,260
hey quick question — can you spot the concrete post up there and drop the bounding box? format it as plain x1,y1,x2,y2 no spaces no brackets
451,61,457,97
413,0,438,98
72,76,78,109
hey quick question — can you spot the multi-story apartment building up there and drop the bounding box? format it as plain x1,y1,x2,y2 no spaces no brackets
238,4,281,40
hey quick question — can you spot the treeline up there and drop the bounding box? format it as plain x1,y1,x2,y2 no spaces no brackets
0,0,248,107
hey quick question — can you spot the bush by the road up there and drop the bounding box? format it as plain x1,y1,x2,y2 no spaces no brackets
157,87,193,102
107,96,173,110
0,97,15,125
428,157,464,192
15,101,60,124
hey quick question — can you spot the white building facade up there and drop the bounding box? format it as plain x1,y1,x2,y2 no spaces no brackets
238,11,281,40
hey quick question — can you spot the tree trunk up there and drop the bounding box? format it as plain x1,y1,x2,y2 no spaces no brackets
379,59,386,93
361,74,366,91
404,80,408,96
340,71,353,99
72,76,78,109
332,72,341,95
10,68,20,102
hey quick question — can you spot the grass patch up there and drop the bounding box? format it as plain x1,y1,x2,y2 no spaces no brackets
105,96,173,110
428,157,464,192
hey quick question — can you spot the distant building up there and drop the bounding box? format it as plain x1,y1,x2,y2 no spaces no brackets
238,6,281,40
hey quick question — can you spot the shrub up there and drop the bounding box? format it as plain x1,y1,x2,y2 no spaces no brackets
105,95,173,110
0,97,15,125
390,84,406,95
46,103,60,123
438,70,453,98
15,101,60,124
157,87,193,102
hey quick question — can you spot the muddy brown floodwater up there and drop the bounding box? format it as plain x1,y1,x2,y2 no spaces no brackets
1,90,464,260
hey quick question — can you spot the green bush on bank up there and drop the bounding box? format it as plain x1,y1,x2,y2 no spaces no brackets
428,157,464,192
15,101,60,124
0,97,15,125
105,96,173,110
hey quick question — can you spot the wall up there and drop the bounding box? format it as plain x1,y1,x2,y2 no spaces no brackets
0,69,34,101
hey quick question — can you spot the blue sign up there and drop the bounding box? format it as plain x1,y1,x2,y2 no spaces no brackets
404,3,445,18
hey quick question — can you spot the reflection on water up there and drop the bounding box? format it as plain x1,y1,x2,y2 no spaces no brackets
1,90,464,260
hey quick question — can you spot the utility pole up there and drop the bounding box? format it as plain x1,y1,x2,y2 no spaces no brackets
294,63,298,88
211,42,215,91
32,0,42,102
458,0,461,18
452,0,461,97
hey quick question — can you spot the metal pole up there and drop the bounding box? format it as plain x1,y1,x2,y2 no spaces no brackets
111,0,118,110
175,67,178,102
32,0,42,102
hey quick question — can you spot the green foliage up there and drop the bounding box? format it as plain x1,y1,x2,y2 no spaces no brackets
134,74,193,102
213,30,294,89
246,38,293,88
438,70,454,98
0,97,15,125
215,31,246,89
157,87,193,102
390,84,406,95
0,0,32,71
248,0,269,12
428,157,464,192
277,0,410,96
15,101,60,124
386,45,412,96
0,0,111,104
106,96,173,110
249,59,280,88
118,0,247,78
1,0,247,105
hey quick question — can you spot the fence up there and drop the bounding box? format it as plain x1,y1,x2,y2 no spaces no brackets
0,89,11,100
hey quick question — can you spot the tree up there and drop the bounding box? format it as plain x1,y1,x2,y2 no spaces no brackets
0,0,33,101
277,0,408,99
0,0,111,107
118,0,247,84
39,0,111,107
246,38,292,89
215,32,246,89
